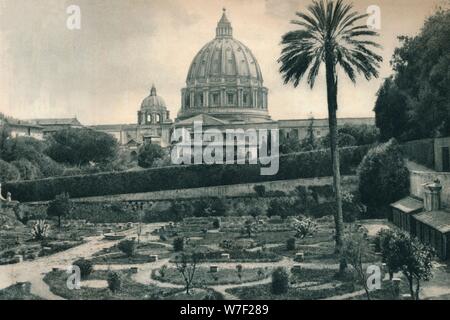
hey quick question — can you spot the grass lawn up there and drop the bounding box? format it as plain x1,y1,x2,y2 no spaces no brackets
152,267,271,286
43,269,181,300
0,282,41,300
91,242,172,265
227,268,361,300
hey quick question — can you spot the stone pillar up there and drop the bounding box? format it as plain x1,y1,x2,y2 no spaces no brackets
181,90,185,109
190,91,195,109
221,88,226,106
424,179,442,211
237,88,242,107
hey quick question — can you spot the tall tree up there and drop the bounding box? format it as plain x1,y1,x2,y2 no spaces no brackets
46,128,118,166
374,9,450,141
47,193,71,228
278,0,382,266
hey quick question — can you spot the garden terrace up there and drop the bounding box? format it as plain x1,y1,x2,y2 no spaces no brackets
3,146,370,202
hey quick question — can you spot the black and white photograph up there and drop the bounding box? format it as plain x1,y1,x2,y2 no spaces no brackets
0,0,449,309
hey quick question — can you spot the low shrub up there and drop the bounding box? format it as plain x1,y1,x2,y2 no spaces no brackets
271,267,289,294
212,218,221,229
31,220,50,241
286,238,296,251
254,185,266,197
73,259,93,279
107,271,122,293
118,239,137,257
173,237,185,252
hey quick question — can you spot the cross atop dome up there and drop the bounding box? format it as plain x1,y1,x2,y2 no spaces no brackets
216,8,233,38
150,84,157,96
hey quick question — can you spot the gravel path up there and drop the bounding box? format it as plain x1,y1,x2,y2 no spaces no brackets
0,223,165,300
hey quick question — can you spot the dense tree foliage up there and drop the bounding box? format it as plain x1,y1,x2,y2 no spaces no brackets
0,159,20,182
280,122,379,155
137,143,165,168
46,128,118,166
47,193,71,227
320,124,379,148
358,139,409,215
10,159,42,180
374,9,450,141
377,229,434,300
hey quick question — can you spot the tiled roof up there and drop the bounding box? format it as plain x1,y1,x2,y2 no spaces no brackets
414,210,450,234
29,118,82,126
390,196,423,214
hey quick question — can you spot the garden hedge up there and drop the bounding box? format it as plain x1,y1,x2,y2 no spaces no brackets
3,145,371,202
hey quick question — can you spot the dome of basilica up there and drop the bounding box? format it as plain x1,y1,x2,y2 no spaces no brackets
141,85,167,111
138,85,170,126
178,9,270,123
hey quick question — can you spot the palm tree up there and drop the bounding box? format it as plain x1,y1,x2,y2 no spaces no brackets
278,0,382,265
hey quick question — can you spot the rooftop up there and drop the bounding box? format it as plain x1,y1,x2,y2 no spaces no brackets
29,118,82,127
414,210,450,234
390,196,424,214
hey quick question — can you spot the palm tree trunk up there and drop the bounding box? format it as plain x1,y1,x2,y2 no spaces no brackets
325,50,345,272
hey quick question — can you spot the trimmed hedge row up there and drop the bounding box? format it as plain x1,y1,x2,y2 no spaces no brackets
3,146,371,203
400,138,434,169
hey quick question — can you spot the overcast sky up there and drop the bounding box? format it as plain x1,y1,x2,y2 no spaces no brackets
0,0,445,125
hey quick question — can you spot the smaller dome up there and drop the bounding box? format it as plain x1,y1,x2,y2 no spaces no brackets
141,85,166,110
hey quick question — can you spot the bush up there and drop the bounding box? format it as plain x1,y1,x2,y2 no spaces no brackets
31,220,50,241
271,267,289,294
342,192,364,222
294,217,317,239
11,159,42,180
254,185,266,197
118,239,137,257
138,143,165,168
267,198,297,219
0,159,20,182
47,193,71,227
286,238,296,251
73,259,93,279
46,128,118,166
4,145,370,202
173,237,185,252
107,271,122,293
358,139,409,215
212,218,221,229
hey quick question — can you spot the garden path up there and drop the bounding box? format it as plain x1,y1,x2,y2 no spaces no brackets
0,223,165,299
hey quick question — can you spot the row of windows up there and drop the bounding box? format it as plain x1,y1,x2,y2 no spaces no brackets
185,91,266,108
140,113,162,124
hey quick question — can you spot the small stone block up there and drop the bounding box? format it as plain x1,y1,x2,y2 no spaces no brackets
130,267,139,274
221,253,230,260
295,252,305,262
210,266,219,273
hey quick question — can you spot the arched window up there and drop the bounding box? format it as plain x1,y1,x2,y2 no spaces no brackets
156,114,161,123
147,114,152,124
